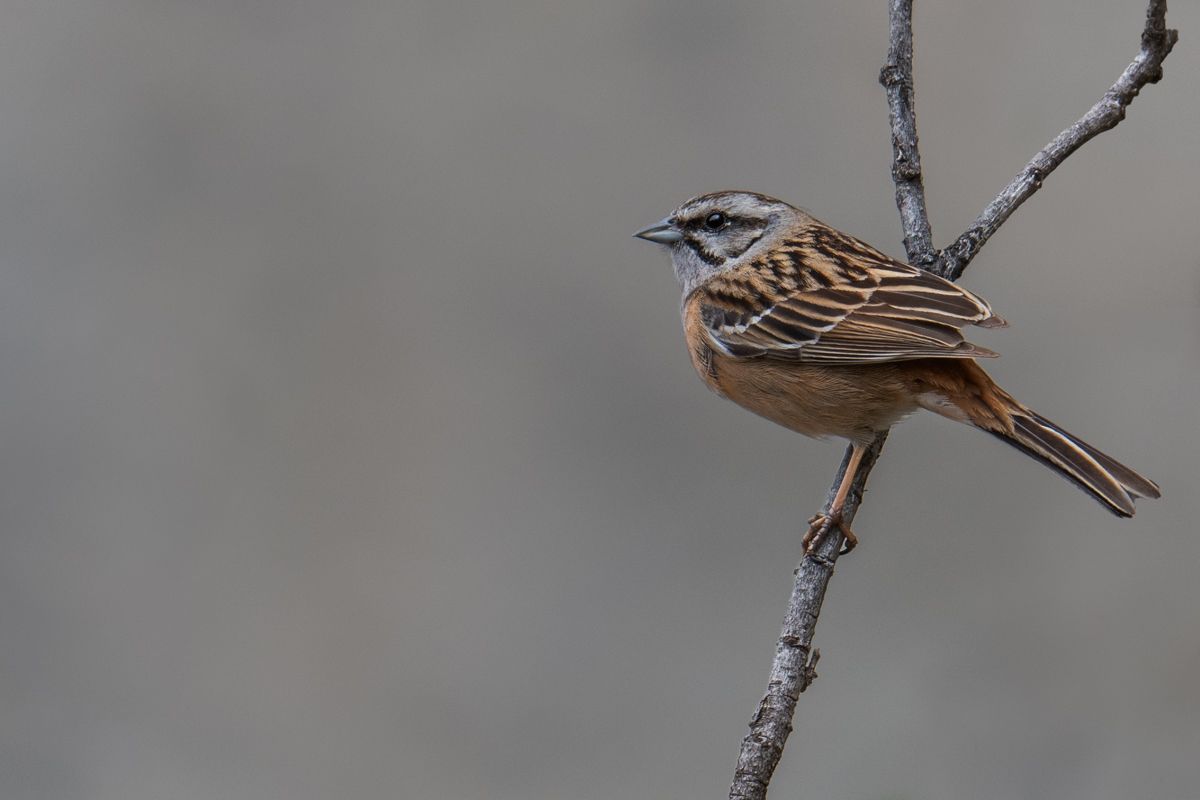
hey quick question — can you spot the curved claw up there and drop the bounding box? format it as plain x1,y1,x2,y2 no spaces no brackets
803,512,859,556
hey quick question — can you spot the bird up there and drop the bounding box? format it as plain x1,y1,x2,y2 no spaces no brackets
634,190,1159,553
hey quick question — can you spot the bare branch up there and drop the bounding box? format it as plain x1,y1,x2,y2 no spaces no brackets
728,2,1176,798
938,0,1178,281
728,437,885,800
880,0,935,269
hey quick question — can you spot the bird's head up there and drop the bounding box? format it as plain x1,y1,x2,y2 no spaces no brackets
634,191,799,295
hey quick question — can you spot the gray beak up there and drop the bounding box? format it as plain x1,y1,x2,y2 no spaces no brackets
633,217,683,245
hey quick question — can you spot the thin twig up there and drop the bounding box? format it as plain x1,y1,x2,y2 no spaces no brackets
728,438,885,800
880,0,935,268
937,0,1178,281
728,3,1176,799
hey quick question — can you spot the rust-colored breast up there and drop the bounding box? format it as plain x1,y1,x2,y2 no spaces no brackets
682,294,724,395
680,290,924,443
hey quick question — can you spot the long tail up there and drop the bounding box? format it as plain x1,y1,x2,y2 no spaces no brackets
985,408,1160,517
916,362,1160,517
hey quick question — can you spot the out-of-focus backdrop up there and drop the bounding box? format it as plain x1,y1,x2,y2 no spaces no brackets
1,2,1196,798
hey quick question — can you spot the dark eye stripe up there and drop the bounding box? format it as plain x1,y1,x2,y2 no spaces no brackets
687,241,726,266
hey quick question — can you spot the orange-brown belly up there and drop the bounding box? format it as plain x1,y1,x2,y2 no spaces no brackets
695,346,920,444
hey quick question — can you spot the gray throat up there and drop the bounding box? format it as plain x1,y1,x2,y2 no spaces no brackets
671,245,726,298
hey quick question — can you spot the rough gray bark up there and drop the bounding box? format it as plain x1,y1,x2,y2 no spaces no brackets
880,0,935,269
937,0,1178,282
727,3,1177,799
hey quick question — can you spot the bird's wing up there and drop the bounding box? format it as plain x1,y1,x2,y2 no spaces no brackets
696,225,1005,364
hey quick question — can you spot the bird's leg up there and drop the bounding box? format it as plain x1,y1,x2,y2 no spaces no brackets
803,443,866,556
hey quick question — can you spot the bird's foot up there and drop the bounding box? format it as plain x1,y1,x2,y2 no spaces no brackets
803,511,858,556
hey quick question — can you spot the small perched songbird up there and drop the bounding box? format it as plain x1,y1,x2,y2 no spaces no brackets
635,191,1159,552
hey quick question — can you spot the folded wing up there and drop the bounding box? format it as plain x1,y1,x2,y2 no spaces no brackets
698,226,1005,364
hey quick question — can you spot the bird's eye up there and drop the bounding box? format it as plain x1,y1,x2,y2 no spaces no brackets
704,212,728,231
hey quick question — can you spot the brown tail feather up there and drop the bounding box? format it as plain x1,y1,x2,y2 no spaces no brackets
1021,410,1161,501
985,410,1158,517
913,361,1159,516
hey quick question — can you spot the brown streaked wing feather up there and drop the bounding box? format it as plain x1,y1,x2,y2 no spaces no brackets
698,222,1005,364
796,313,1000,363
858,259,1005,327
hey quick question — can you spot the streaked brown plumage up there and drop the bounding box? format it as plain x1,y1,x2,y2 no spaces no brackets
635,191,1159,551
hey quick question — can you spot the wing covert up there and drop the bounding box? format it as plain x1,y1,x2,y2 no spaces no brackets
697,224,1004,364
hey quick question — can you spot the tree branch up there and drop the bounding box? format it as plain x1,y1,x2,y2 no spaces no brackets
728,3,1176,798
880,0,935,269
728,438,885,800
936,0,1178,282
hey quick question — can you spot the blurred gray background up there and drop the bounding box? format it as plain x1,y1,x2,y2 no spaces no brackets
1,2,1196,799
